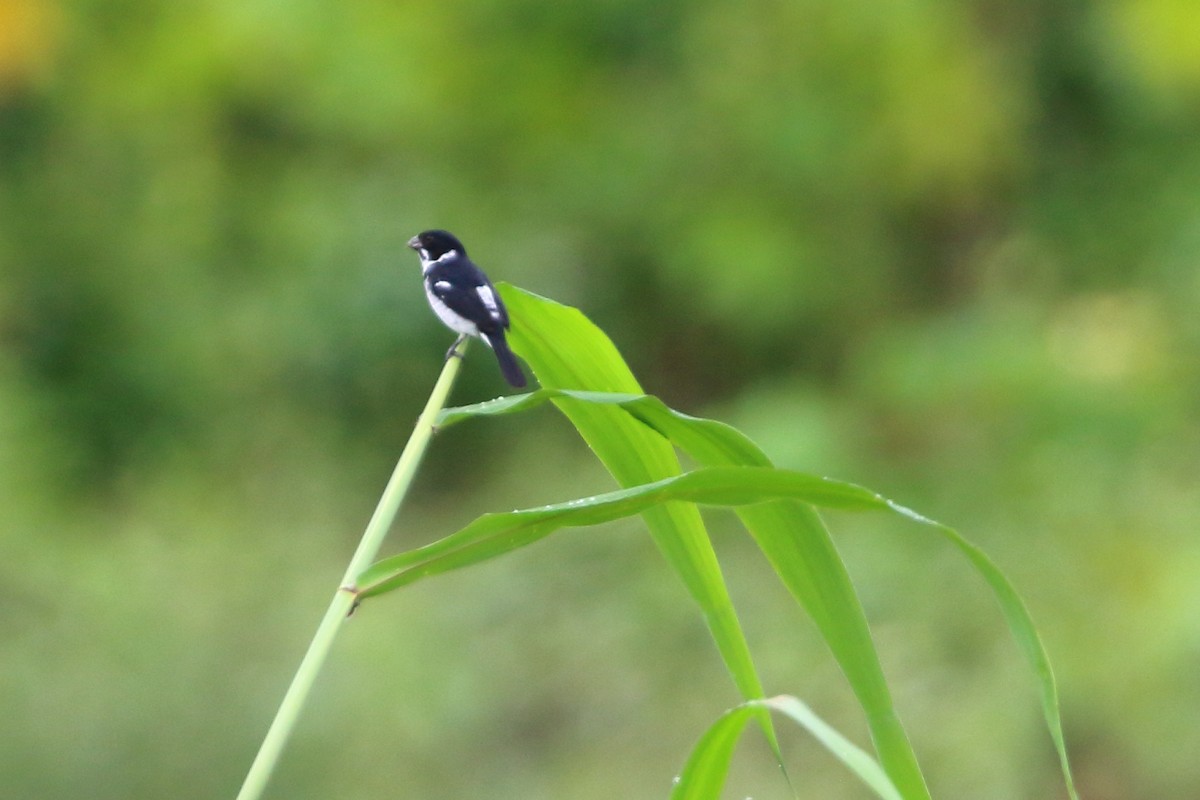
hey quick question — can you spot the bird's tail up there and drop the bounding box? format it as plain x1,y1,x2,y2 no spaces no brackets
482,332,527,388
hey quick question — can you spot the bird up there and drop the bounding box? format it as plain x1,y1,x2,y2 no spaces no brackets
406,229,527,388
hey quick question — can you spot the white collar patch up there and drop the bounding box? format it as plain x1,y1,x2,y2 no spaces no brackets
419,248,460,273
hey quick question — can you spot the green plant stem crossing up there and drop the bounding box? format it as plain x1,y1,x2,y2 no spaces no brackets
235,340,469,800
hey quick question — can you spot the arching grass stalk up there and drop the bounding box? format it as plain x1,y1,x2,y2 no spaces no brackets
236,339,469,800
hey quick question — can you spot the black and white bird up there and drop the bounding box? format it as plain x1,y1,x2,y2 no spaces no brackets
407,229,527,388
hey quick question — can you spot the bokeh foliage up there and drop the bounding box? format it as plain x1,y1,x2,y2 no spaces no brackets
2,0,1199,797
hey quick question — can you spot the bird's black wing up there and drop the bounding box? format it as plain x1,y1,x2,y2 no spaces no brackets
427,260,510,331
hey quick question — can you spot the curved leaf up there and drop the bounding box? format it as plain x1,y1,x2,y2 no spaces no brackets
671,696,903,800
357,466,884,597
473,286,779,757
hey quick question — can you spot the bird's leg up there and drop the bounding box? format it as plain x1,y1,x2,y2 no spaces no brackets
445,333,468,361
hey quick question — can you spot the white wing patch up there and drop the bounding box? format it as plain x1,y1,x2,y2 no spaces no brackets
433,280,452,292
476,285,502,321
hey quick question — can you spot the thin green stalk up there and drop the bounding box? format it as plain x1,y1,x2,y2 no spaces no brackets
236,340,469,800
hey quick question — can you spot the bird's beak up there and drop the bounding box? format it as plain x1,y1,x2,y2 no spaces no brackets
406,235,421,250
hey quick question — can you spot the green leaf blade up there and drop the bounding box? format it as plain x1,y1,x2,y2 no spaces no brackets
487,288,774,714
358,468,876,595
671,696,903,800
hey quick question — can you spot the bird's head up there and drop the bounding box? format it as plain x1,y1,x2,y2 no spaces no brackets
407,229,466,263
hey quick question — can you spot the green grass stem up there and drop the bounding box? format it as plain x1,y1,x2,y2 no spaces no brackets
235,339,468,800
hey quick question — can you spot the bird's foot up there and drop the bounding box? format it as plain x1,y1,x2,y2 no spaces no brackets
445,334,468,361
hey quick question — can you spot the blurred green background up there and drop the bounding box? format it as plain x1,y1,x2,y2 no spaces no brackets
3,0,1199,797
